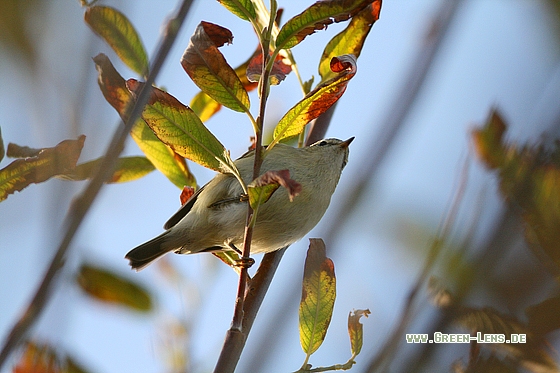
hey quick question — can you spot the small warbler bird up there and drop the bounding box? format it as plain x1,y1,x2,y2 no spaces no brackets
125,137,353,270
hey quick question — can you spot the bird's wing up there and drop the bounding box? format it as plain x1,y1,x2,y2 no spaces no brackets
163,184,206,229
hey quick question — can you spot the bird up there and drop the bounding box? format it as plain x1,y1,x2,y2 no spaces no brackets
125,137,353,270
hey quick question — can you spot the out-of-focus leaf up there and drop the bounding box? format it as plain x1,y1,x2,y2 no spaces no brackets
85,6,149,76
527,295,560,336
270,55,357,148
0,127,4,163
93,53,196,188
299,238,336,357
246,51,292,85
276,0,375,50
0,0,38,65
473,109,560,272
127,79,238,175
455,306,529,341
472,110,506,170
76,263,153,312
181,21,250,113
13,341,59,373
6,143,42,158
0,136,85,202
218,0,257,21
348,309,370,357
454,305,558,371
190,91,222,122
318,1,381,82
13,341,93,373
61,156,155,183
248,169,301,209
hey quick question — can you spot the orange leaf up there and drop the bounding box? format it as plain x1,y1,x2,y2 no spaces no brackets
270,54,357,147
181,21,250,113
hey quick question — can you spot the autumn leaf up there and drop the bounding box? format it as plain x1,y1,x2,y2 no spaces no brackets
181,21,250,113
0,136,85,202
247,169,302,209
189,48,259,122
180,185,196,205
85,5,149,76
127,79,238,175
318,1,381,82
299,238,336,358
93,53,195,188
246,51,292,85
61,156,155,183
276,0,376,50
270,54,357,148
76,263,153,312
14,341,91,373
348,309,370,357
473,109,560,271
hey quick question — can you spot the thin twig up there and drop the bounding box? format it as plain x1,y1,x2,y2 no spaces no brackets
0,1,193,369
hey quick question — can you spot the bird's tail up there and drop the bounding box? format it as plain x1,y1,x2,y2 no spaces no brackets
125,231,172,271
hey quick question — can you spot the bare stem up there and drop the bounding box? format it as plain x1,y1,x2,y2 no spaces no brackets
0,0,194,369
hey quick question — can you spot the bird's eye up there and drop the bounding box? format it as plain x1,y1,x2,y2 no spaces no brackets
317,140,328,146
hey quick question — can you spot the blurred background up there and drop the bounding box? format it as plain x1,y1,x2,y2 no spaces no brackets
1,0,560,372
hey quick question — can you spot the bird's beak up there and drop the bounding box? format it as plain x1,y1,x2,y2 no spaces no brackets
340,137,355,148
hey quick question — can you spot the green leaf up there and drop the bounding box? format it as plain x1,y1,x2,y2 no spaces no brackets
189,48,260,122
270,54,357,148
276,0,375,50
247,169,301,209
76,263,153,312
348,309,370,357
127,79,238,175
318,1,381,82
218,0,257,21
181,21,250,113
0,136,85,202
299,238,336,357
93,53,196,188
61,156,155,183
85,5,149,76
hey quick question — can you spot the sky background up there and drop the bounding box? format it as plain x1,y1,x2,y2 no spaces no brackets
1,0,560,372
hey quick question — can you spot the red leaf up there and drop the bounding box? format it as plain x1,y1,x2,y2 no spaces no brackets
181,21,250,113
180,185,195,205
246,51,292,85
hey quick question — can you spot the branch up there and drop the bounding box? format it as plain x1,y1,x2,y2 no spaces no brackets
0,0,194,369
